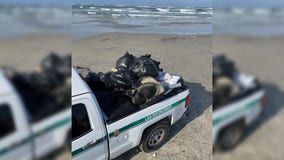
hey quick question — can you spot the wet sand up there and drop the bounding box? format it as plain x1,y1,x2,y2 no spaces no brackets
213,35,284,160
73,32,213,160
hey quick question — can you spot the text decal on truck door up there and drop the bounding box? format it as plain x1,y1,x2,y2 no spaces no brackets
108,98,186,138
213,98,260,126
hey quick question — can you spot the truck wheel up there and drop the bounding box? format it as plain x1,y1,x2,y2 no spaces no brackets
139,121,170,153
218,120,245,150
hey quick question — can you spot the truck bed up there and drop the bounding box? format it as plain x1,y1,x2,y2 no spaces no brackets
4,74,69,123
86,80,188,123
213,81,262,111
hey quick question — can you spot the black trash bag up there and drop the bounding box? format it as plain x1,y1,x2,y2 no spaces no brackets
99,72,113,88
111,71,132,89
111,68,137,88
82,71,101,85
142,54,163,71
7,71,33,90
40,52,70,87
213,55,237,85
116,52,135,69
99,68,137,89
9,71,54,92
41,53,63,74
29,72,55,89
129,55,160,77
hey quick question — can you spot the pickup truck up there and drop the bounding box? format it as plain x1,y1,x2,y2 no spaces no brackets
71,68,191,160
0,70,71,160
213,73,266,150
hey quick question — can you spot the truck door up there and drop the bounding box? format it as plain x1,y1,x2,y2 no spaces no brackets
72,98,108,160
0,96,32,160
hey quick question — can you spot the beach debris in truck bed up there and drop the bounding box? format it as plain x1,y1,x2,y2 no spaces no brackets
213,55,259,107
1,52,71,112
76,52,184,106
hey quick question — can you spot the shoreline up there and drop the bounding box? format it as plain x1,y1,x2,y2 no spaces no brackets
73,32,213,41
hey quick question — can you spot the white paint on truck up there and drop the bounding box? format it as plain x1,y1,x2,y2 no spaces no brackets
0,70,71,160
71,68,190,160
213,89,265,145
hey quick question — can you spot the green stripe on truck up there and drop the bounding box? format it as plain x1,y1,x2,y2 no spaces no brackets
108,98,186,138
32,116,71,138
0,116,71,157
71,136,106,157
213,98,260,126
72,98,186,157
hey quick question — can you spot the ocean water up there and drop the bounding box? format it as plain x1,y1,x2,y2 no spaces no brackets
214,7,284,36
0,4,70,39
72,4,213,39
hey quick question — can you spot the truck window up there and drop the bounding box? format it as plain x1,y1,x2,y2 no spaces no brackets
0,104,16,139
72,103,92,140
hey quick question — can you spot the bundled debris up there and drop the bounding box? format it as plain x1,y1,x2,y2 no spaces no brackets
2,52,71,110
76,52,185,106
213,55,259,107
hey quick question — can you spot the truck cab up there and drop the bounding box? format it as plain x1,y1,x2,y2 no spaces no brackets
0,71,32,160
72,70,108,160
0,70,71,160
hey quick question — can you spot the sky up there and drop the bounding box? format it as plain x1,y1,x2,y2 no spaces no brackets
0,0,69,6
73,0,212,7
0,0,212,7
215,0,284,8
0,0,284,8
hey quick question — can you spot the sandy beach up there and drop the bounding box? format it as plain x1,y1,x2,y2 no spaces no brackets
73,32,212,160
213,35,284,160
0,33,70,71
0,33,71,160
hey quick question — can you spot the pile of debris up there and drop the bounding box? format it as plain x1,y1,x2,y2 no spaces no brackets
76,52,185,106
213,55,258,107
2,53,71,109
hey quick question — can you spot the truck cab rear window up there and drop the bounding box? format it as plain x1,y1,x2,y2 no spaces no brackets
72,103,92,140
0,104,15,139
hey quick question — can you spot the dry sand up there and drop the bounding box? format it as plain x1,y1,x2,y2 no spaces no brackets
0,33,71,71
0,33,71,160
213,35,284,160
73,32,213,160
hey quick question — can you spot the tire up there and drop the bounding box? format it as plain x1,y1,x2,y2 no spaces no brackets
218,120,245,150
139,121,170,153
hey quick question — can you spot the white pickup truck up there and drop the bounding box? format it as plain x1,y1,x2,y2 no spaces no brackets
0,70,71,160
213,73,266,150
71,68,191,160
